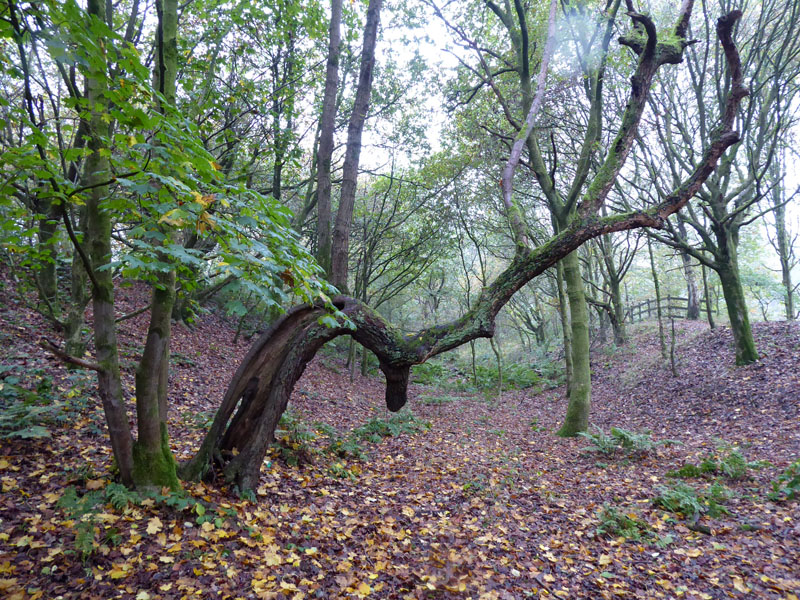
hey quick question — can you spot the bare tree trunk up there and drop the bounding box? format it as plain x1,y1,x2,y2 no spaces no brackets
330,0,383,292
315,0,342,277
647,237,667,359
701,263,716,329
677,218,700,319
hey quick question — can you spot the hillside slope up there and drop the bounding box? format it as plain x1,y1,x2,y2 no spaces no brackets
1,277,798,599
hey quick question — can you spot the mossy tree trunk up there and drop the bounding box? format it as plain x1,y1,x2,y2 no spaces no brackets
315,0,342,277
83,0,135,487
555,261,573,396
130,0,181,490
557,250,591,436
716,245,758,365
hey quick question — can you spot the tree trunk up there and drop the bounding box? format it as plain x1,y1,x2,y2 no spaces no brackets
64,207,89,357
330,0,383,292
180,298,413,490
771,183,795,320
84,0,134,486
35,202,60,317
608,275,626,346
134,269,179,489
677,219,700,320
701,263,716,329
315,0,342,277
130,0,181,490
647,237,667,359
557,250,591,437
555,260,572,396
717,249,758,365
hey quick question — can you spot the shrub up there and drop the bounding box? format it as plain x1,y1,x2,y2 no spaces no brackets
653,482,729,520
411,362,446,385
352,409,431,442
57,483,140,559
667,443,767,481
769,459,800,502
578,426,618,456
421,395,457,406
274,410,316,466
580,426,679,458
596,504,651,541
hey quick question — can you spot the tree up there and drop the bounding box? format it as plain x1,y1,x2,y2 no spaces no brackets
1,0,333,489
639,0,800,364
764,149,800,320
180,2,750,490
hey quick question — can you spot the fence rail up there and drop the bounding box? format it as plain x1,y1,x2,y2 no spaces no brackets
625,296,717,323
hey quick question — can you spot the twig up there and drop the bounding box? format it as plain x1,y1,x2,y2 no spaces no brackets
116,304,151,323
39,337,103,372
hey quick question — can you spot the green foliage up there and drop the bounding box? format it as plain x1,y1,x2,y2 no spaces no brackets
411,361,446,385
314,422,367,462
596,504,653,542
275,409,429,469
769,459,800,502
0,0,337,322
578,426,618,456
274,410,316,466
0,364,95,439
667,443,767,481
351,409,431,443
57,483,140,560
182,410,215,430
420,394,458,406
579,426,679,458
653,482,729,520
327,462,357,480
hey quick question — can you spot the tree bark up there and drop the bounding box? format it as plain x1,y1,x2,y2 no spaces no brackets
647,237,667,359
701,263,716,329
557,250,591,436
555,261,572,396
717,247,759,365
315,0,342,277
84,0,135,487
677,218,700,319
330,0,383,292
132,0,181,489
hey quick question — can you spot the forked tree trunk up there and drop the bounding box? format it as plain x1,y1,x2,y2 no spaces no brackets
180,298,413,490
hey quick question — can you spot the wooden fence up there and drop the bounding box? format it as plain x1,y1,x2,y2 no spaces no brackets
625,296,717,323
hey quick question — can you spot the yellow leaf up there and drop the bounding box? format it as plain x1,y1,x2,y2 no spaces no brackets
356,582,372,597
686,548,702,558
146,517,163,535
598,554,612,566
109,564,130,579
732,576,750,593
0,562,15,574
0,460,10,469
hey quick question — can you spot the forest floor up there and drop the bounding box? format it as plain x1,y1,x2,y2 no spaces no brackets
0,276,799,600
